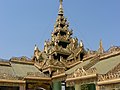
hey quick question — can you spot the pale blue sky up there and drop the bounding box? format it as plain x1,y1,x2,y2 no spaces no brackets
0,0,120,59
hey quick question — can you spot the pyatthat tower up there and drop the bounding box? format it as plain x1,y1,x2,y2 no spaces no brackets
32,0,85,76
0,0,120,90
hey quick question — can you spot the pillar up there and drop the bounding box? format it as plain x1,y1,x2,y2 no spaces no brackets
20,85,26,90
53,81,61,90
96,85,99,90
75,83,81,90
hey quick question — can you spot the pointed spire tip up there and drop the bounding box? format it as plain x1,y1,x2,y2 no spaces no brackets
58,0,64,15
60,0,63,3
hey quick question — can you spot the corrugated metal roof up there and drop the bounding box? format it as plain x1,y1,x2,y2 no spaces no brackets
0,61,49,79
0,65,15,75
11,62,41,77
66,59,91,75
91,55,120,74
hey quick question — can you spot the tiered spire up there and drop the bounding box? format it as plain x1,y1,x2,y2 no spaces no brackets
42,0,84,62
32,0,85,75
53,0,72,42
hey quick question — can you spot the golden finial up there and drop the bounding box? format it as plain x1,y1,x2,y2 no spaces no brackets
59,0,64,15
60,0,63,4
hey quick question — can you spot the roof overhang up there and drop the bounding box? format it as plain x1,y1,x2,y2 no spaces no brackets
97,78,120,85
24,76,51,81
66,74,97,82
0,79,25,84
52,73,66,79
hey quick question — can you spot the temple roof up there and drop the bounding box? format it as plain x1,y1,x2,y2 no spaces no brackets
66,50,120,76
0,59,49,80
66,59,91,75
91,54,120,74
0,65,14,76
11,62,41,77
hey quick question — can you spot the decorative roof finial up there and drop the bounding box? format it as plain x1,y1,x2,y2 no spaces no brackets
80,40,84,47
60,0,63,4
34,44,37,51
34,44,39,51
98,39,104,54
58,0,64,15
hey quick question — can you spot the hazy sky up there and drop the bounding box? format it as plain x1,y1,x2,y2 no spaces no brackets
0,0,120,59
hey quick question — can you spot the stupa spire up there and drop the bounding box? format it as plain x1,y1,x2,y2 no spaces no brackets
58,0,64,15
